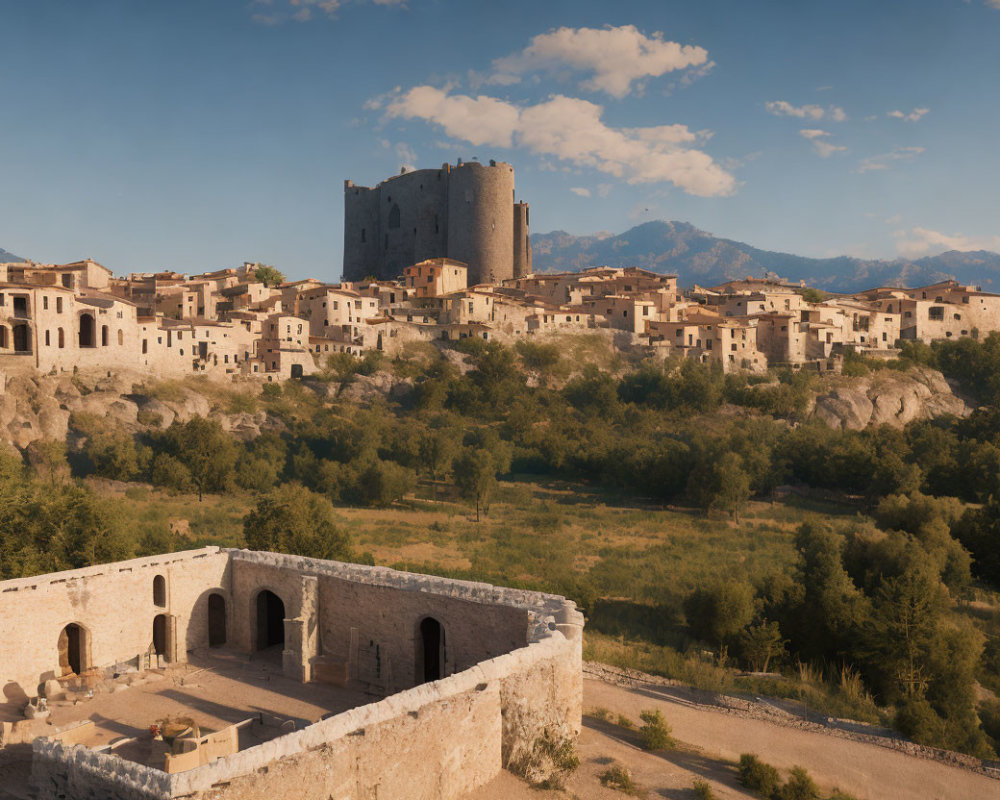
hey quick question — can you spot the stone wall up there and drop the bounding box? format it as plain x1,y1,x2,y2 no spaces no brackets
27,551,584,800
0,548,231,697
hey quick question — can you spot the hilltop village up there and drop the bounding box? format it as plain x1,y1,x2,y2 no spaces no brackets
0,254,997,381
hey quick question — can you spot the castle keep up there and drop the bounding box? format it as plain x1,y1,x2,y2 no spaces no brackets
0,549,583,800
343,160,532,285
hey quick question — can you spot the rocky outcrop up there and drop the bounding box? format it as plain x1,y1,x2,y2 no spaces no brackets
811,366,970,430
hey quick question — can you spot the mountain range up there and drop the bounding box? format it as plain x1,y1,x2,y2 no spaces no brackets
531,221,1000,294
0,249,25,263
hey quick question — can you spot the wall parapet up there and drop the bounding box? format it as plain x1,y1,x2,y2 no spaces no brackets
225,549,583,643
0,547,222,596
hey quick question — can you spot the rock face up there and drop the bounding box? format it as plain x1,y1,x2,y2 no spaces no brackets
811,366,970,430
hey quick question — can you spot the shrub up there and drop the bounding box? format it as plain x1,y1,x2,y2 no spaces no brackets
778,767,820,800
509,729,579,790
598,764,641,795
588,707,612,722
616,713,635,729
638,709,674,751
693,780,719,800
738,753,782,798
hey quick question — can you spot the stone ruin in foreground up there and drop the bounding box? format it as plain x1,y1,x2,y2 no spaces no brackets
0,548,583,799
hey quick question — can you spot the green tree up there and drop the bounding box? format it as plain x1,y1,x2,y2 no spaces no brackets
685,579,755,647
243,484,351,560
740,620,786,673
253,264,285,287
454,447,499,521
159,416,238,501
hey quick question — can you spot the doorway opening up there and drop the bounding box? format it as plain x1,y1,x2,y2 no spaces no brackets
57,623,88,676
255,590,285,651
208,593,227,647
417,617,445,684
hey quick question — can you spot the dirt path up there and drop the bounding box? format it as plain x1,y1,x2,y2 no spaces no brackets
464,678,1000,800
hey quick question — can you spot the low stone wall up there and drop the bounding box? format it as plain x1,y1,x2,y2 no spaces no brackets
29,554,584,800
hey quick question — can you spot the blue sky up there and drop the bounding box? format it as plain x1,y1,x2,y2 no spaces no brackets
1,0,998,281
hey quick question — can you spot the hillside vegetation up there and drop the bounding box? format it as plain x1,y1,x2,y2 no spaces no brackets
3,334,1000,758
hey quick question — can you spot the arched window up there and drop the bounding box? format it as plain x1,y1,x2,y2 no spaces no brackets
101,325,109,347
153,575,166,607
58,328,65,348
117,329,124,346
388,204,401,229
79,314,95,347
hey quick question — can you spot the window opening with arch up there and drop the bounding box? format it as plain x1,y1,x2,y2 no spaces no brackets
153,575,166,607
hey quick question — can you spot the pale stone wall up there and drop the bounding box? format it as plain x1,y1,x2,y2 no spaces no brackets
28,550,584,800
0,548,231,696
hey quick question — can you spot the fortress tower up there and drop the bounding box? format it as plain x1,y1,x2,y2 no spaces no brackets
343,159,532,285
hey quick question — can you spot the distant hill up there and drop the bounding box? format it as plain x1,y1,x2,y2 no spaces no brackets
0,248,25,263
531,221,1000,293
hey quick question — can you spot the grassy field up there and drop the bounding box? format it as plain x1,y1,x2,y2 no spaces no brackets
86,474,894,720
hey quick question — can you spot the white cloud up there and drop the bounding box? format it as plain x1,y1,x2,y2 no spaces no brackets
986,0,1000,9
384,86,736,197
887,107,930,122
857,146,925,173
766,100,824,120
385,86,520,147
569,187,591,198
251,0,401,24
894,227,1000,258
798,129,846,158
492,25,709,98
766,101,846,122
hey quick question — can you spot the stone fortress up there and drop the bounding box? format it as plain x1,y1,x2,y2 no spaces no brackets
343,159,532,285
0,548,583,799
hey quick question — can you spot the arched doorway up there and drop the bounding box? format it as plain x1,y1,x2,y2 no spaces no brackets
255,590,285,651
208,593,227,647
79,314,95,347
416,617,445,684
57,623,88,676
153,614,168,657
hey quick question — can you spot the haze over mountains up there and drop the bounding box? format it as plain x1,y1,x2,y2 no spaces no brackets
0,249,24,263
532,221,1000,294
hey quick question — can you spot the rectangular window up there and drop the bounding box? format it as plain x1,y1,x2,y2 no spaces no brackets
43,296,49,310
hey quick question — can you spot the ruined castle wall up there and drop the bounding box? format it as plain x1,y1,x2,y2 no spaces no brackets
0,548,230,697
28,552,584,800
447,162,515,285
227,551,532,691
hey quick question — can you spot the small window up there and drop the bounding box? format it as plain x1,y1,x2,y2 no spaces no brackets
153,575,166,607
43,296,49,310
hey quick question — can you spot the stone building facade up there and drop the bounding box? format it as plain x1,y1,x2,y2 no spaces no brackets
0,549,583,800
343,160,532,285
